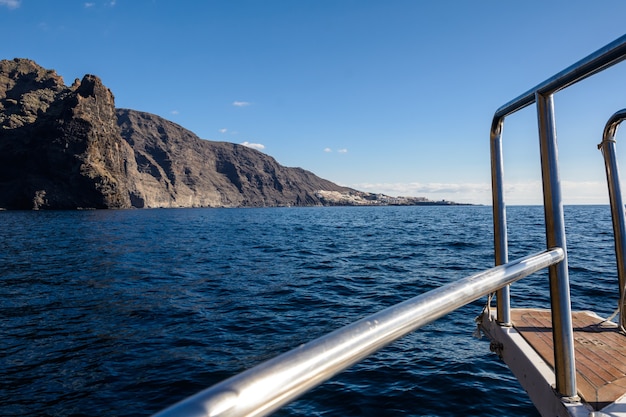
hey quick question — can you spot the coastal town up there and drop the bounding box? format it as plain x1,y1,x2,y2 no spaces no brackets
314,190,464,206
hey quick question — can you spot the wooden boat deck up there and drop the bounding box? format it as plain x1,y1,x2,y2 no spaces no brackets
511,308,626,411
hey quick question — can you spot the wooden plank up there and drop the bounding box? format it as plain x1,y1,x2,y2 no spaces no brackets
511,308,626,411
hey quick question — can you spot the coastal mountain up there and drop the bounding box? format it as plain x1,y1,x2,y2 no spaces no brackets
116,108,355,208
0,58,358,209
0,58,452,209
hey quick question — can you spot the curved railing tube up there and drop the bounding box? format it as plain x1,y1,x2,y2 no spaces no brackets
154,249,564,417
490,34,626,398
599,109,626,331
494,34,626,119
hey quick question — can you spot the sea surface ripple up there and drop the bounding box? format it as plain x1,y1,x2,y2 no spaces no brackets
0,205,619,416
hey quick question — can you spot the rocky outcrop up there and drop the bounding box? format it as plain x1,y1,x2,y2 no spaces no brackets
0,58,354,209
0,58,134,209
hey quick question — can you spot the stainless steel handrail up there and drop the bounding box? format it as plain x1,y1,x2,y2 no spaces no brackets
154,248,564,417
599,109,626,331
494,34,626,119
490,34,626,398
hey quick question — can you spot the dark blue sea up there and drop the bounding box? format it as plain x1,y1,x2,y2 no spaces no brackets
0,205,620,416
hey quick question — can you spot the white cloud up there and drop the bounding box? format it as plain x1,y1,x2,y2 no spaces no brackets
324,147,348,153
107,0,116,6
0,0,20,9
349,179,612,206
241,141,265,150
561,180,609,205
219,128,227,134
353,181,496,205
350,182,491,204
170,110,179,115
233,101,251,107
84,2,95,7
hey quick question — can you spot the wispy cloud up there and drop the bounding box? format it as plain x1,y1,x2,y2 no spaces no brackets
107,0,116,6
219,128,239,135
561,180,608,205
241,141,265,150
233,101,251,107
84,2,95,7
0,0,21,9
324,147,348,154
350,179,611,206
356,181,489,195
353,181,492,205
170,110,179,115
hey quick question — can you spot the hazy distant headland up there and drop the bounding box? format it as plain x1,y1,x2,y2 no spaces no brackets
0,58,464,210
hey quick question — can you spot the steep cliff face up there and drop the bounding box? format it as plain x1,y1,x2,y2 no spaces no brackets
0,58,133,209
0,58,354,209
117,109,351,208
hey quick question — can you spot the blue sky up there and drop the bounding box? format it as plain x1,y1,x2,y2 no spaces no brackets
2,1,626,205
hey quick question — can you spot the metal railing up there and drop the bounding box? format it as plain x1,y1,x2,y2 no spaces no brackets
490,34,626,398
153,249,564,417
152,35,626,417
599,109,626,331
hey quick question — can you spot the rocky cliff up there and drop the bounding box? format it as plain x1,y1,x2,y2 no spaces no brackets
0,59,135,209
0,58,354,209
116,109,354,208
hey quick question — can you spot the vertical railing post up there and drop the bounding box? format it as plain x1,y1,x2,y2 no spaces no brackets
536,92,578,399
600,110,626,331
490,116,511,325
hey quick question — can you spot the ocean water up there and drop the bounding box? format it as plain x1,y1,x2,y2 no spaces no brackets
0,205,620,417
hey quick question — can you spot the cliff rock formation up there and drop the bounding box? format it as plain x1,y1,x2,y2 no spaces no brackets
0,58,353,209
116,109,352,208
0,59,134,209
